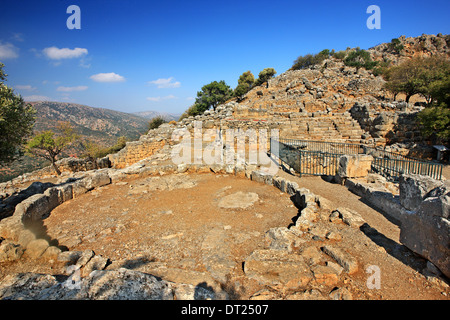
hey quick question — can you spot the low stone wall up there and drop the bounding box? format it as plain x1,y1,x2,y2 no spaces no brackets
346,174,450,278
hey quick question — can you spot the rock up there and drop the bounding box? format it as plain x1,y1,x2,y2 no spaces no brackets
333,207,365,228
251,171,273,186
171,283,217,300
25,239,50,259
41,246,62,260
300,246,325,265
0,241,24,262
81,255,109,277
57,250,82,265
329,287,353,300
14,193,50,222
399,174,443,211
0,268,176,300
311,265,339,286
322,245,358,274
400,184,450,278
76,249,95,268
265,227,301,251
218,191,259,209
81,268,174,300
285,289,326,300
17,229,36,247
337,155,373,179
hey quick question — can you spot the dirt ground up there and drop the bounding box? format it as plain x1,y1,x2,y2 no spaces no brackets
0,171,449,300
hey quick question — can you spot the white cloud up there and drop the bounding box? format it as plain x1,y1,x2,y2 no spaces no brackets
57,85,88,92
0,42,19,59
23,95,51,101
15,85,36,91
42,47,88,60
146,95,177,102
90,72,125,83
148,77,181,89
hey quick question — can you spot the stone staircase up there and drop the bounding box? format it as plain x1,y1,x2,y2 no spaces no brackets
279,112,366,143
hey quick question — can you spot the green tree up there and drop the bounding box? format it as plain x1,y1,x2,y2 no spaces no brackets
417,106,450,142
344,48,378,71
254,68,277,86
194,80,233,113
384,55,450,104
0,63,36,164
234,71,255,100
26,121,79,175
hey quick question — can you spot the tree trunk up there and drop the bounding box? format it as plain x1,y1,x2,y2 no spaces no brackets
406,94,412,103
51,159,61,175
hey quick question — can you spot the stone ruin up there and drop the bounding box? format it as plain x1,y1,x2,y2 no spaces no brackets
0,34,449,299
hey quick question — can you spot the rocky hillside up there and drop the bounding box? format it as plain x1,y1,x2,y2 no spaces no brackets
31,101,150,146
133,110,181,122
226,33,449,148
0,102,151,182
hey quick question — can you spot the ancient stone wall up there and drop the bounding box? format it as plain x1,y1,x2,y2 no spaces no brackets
345,174,450,278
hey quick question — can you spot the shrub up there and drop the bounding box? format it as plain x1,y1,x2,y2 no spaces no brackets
332,50,347,60
344,48,378,71
148,116,167,131
388,38,404,54
291,49,331,70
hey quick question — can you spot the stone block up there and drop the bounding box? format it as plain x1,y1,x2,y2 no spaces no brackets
400,185,450,278
14,193,50,222
337,155,373,179
25,239,50,259
322,245,358,274
399,174,443,211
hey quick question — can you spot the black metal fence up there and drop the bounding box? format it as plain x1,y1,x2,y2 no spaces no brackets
271,138,443,180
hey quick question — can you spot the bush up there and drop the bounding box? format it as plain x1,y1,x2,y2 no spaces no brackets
332,50,347,60
344,48,378,71
388,38,404,54
148,116,167,131
291,49,331,70
82,136,128,159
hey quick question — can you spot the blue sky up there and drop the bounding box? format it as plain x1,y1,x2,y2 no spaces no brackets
1,0,449,115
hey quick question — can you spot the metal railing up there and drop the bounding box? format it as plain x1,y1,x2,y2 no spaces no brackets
271,138,443,180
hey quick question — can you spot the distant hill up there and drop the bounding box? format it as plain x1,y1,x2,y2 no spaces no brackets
0,101,151,182
31,101,150,146
133,110,181,121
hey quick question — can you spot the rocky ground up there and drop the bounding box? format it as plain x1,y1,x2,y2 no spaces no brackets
0,170,448,300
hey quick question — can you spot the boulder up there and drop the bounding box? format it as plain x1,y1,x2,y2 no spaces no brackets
0,268,175,300
337,155,373,179
400,184,450,278
399,174,444,211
